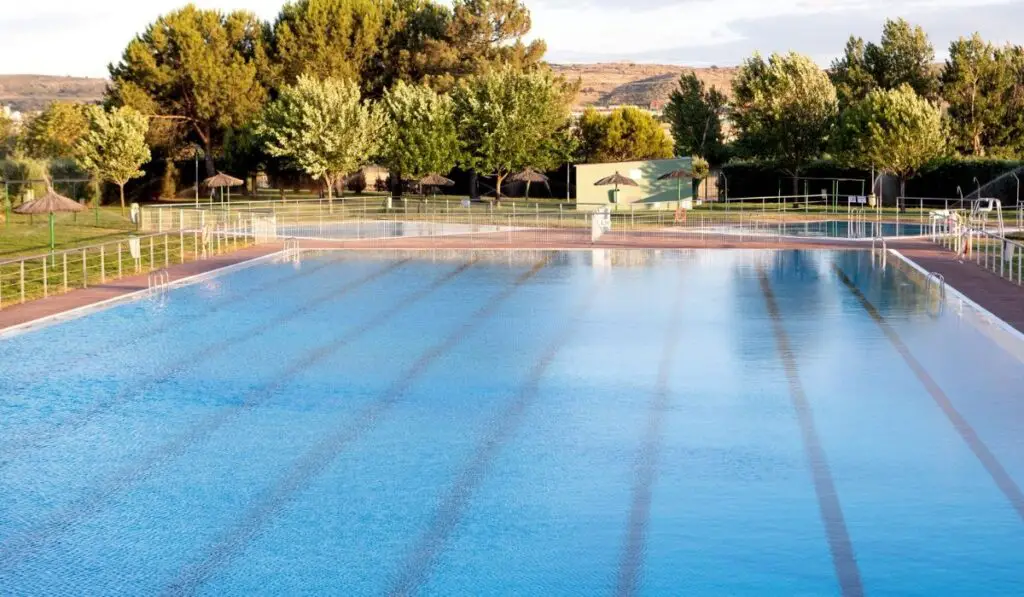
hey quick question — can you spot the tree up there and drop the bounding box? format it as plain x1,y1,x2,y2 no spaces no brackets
831,19,939,107
732,52,838,194
269,0,389,87
257,76,381,198
76,106,152,214
690,155,709,200
107,5,271,176
941,35,1021,157
452,68,571,200
830,37,877,109
663,73,727,163
377,81,460,188
407,0,547,93
23,102,90,159
0,110,17,159
575,106,673,163
867,19,939,101
835,85,945,199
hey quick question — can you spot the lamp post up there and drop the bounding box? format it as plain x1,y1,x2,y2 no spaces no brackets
194,146,200,209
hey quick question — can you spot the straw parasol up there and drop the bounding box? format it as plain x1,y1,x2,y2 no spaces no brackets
510,168,550,199
418,173,454,198
14,187,86,250
594,172,639,188
203,172,244,206
657,167,694,205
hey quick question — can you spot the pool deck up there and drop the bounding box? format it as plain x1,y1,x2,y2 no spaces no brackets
0,244,283,334
1,234,1023,336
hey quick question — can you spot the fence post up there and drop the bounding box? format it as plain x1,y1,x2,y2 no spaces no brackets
180,229,185,263
150,236,155,268
118,243,123,277
82,249,88,288
20,261,25,303
100,246,106,283
42,257,47,298
165,234,170,268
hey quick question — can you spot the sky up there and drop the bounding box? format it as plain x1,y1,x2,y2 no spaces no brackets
1,0,1023,77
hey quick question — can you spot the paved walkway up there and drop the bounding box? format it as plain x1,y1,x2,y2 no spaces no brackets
0,244,283,333
891,241,1024,333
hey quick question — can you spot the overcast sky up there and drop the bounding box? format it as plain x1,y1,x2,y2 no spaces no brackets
2,0,1023,77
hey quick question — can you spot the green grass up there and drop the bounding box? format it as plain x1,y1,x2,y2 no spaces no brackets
0,207,138,258
0,231,253,308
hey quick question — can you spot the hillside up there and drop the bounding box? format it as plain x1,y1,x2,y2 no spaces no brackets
552,63,738,109
0,65,737,114
0,75,106,112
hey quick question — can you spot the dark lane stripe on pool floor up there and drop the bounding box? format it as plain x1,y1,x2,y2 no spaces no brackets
0,259,410,469
161,259,550,596
388,287,601,597
614,270,685,597
759,268,864,597
31,256,339,376
834,265,1024,523
0,259,474,570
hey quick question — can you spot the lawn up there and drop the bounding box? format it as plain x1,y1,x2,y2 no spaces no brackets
0,208,137,258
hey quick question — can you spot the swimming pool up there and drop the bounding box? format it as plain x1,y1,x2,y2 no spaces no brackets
1,248,1022,595
278,220,516,241
727,219,926,239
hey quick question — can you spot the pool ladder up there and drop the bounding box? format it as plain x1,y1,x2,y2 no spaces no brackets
147,269,170,304
871,233,887,269
283,237,301,264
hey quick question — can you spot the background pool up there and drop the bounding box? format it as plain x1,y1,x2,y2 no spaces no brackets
0,248,1022,596
733,219,926,239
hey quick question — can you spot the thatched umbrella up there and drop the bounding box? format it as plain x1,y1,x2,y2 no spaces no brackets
594,171,638,204
418,173,454,198
14,187,86,250
203,172,244,206
510,168,549,199
657,168,693,205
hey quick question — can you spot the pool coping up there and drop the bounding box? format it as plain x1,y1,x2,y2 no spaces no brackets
889,248,1024,360
0,246,287,339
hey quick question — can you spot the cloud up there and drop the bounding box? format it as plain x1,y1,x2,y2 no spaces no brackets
535,0,1024,65
0,0,1022,76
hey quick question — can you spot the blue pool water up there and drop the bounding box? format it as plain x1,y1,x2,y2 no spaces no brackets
1,249,1023,596
277,220,512,240
733,220,926,239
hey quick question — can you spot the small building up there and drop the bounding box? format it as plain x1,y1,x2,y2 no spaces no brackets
575,158,693,212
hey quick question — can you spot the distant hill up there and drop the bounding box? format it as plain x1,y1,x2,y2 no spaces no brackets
0,64,738,114
0,75,106,113
552,63,738,110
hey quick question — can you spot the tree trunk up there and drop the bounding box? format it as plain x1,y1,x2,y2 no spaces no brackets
119,183,126,216
495,173,506,201
204,144,216,178
392,168,403,199
324,174,334,199
899,177,907,212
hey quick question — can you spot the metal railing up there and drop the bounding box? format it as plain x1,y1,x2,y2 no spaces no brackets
0,227,258,310
931,213,1024,286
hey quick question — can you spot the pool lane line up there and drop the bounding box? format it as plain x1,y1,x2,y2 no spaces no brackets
614,272,685,597
0,259,480,570
0,260,411,468
759,268,865,597
160,258,550,597
388,287,600,597
26,256,340,375
833,265,1024,523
